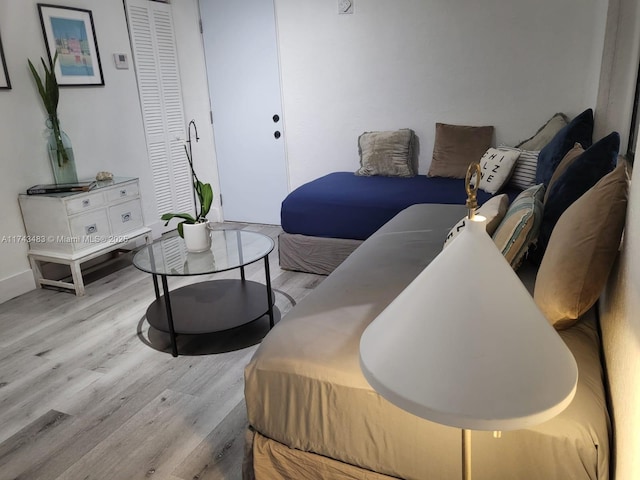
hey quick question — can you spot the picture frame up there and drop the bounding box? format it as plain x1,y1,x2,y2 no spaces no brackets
0,29,10,89
37,4,104,86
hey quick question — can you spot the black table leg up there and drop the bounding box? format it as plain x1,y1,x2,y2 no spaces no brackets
152,274,160,300
237,231,246,281
148,244,160,300
161,275,179,357
264,255,274,329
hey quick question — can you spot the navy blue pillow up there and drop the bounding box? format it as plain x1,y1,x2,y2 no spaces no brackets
533,131,620,262
535,109,594,187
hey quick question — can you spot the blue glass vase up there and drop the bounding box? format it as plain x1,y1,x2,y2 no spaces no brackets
46,117,78,184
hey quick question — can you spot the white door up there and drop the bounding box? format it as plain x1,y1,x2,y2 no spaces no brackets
199,0,288,225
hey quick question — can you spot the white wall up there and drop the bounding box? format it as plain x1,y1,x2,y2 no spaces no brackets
275,0,609,189
595,0,640,151
0,0,218,302
600,144,640,479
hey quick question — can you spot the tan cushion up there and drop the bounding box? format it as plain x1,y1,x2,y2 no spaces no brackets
516,113,569,151
443,194,510,247
355,129,416,177
428,123,494,178
543,143,584,204
492,184,545,268
534,161,629,329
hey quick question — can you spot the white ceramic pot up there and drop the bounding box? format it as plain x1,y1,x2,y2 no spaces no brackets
182,221,211,252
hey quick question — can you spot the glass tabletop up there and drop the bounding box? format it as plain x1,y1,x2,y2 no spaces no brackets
133,229,274,276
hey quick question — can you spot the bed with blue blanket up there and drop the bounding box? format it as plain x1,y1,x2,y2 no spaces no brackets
279,172,521,274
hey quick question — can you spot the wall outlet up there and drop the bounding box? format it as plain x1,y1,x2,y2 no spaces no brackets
338,0,353,14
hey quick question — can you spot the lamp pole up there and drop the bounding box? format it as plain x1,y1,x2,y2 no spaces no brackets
462,429,471,480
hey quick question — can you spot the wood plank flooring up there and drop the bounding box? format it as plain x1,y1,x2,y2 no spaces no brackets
0,223,324,480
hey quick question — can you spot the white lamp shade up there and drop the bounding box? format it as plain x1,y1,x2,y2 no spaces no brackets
359,217,578,431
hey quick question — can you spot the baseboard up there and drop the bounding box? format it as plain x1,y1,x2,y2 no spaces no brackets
0,269,36,304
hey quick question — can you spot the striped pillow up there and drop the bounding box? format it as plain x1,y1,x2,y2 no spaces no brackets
499,145,540,190
492,183,545,269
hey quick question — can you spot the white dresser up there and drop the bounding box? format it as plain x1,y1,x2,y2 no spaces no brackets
18,177,151,296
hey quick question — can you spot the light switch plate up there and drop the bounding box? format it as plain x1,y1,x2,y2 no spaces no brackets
338,0,353,14
113,53,129,70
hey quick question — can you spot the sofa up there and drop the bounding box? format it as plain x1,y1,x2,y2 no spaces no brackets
244,110,636,479
278,120,558,275
279,173,521,274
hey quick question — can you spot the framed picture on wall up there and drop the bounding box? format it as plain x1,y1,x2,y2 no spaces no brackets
0,29,11,89
37,4,104,86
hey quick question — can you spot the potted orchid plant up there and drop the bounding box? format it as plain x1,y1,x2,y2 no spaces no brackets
161,142,213,251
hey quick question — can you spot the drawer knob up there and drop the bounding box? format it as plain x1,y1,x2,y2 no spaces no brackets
82,199,91,208
121,212,131,223
85,224,97,235
120,189,127,197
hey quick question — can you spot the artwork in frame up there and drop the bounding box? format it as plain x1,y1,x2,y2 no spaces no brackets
0,29,10,89
37,4,104,86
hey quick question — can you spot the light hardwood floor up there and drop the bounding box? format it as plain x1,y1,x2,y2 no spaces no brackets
0,223,324,480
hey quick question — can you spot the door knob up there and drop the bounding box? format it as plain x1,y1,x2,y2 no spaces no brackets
274,131,281,139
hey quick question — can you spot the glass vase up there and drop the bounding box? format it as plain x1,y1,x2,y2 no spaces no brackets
46,118,78,184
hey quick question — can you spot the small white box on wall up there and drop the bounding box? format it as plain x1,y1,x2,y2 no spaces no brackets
113,53,129,70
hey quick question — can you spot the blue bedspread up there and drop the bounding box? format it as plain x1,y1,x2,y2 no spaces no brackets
281,172,522,240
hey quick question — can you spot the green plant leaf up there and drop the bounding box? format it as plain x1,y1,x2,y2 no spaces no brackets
200,182,213,218
28,53,59,117
28,60,48,110
161,212,197,224
177,221,185,238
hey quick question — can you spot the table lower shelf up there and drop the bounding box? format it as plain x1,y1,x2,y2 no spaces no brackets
146,279,274,334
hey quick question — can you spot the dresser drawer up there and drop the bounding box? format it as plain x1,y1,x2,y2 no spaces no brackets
69,209,110,244
65,192,105,215
105,182,140,202
109,199,143,235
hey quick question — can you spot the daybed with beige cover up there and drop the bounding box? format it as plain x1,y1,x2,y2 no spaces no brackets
244,200,617,479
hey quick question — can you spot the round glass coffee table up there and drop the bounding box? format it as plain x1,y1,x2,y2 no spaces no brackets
133,229,275,356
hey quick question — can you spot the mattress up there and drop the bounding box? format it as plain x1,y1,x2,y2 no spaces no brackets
280,172,522,240
245,204,610,480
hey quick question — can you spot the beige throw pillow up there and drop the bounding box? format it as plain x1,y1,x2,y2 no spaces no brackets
444,194,509,247
428,123,494,178
534,161,629,329
355,129,416,177
543,143,584,204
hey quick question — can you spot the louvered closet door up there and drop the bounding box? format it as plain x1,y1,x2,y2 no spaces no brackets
125,0,194,232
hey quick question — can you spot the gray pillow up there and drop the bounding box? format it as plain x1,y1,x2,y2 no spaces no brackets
516,113,569,151
355,129,416,177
